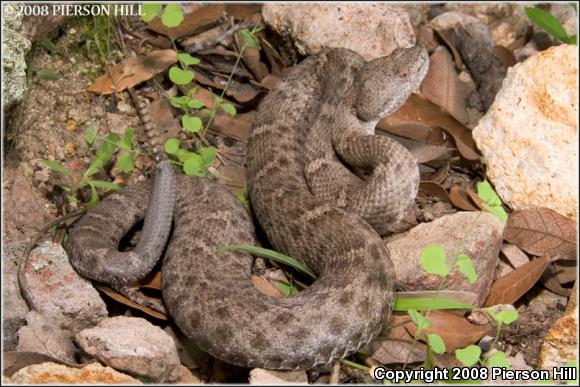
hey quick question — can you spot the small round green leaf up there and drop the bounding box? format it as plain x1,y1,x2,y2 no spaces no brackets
182,115,202,133
495,310,519,325
85,125,97,147
119,127,135,150
486,351,510,369
141,3,162,22
426,333,446,354
221,103,236,117
117,153,135,173
168,66,194,85
419,244,449,277
169,96,189,109
187,99,204,109
455,253,478,284
455,345,481,366
177,53,201,66
164,138,180,154
183,157,204,176
161,4,184,28
200,146,217,166
240,28,261,50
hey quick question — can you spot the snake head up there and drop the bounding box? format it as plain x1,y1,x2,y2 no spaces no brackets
355,46,429,123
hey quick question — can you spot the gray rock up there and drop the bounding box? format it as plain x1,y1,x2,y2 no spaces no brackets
21,241,108,334
17,311,78,363
1,7,30,109
2,241,30,350
472,45,578,220
385,212,504,306
75,316,181,383
262,3,415,61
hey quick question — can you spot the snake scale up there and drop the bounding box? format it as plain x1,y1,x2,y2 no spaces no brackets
65,46,429,370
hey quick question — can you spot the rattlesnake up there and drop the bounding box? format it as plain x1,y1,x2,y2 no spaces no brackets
65,46,428,369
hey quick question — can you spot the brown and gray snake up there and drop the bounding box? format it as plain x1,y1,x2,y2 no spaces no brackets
65,46,429,369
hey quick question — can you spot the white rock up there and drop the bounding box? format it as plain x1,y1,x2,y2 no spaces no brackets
75,316,181,383
473,45,578,220
262,4,415,61
249,368,308,384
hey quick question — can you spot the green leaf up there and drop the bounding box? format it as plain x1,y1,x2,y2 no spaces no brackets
495,310,519,325
486,351,510,369
141,3,162,22
393,297,474,312
168,66,194,85
88,184,100,209
221,103,236,117
426,333,446,354
183,157,204,176
477,181,508,223
164,138,180,154
89,180,121,190
37,68,59,81
525,6,570,43
169,96,189,109
455,253,478,284
187,99,204,109
408,310,432,337
176,149,195,162
275,281,299,297
86,133,120,177
420,244,449,277
41,160,70,176
234,191,249,209
117,153,135,173
200,146,217,167
177,53,201,66
182,115,202,133
119,127,135,150
161,4,184,28
219,245,317,279
240,28,261,50
66,195,78,203
85,125,97,147
566,34,577,45
455,345,481,366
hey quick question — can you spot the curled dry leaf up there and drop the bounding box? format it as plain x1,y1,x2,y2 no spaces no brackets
420,46,470,125
504,208,577,260
419,181,451,203
449,185,481,211
378,94,480,160
95,285,167,320
380,132,454,164
87,50,177,95
405,311,492,352
541,264,572,297
251,275,284,298
494,45,517,68
484,256,552,307
140,271,162,290
260,37,285,77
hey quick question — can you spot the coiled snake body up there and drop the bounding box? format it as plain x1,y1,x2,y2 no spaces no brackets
65,47,428,369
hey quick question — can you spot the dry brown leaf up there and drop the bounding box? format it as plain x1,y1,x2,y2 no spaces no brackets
380,132,454,164
500,243,530,269
190,86,216,109
217,164,246,193
420,46,470,125
553,260,577,284
260,37,285,77
494,45,517,68
148,4,226,40
449,185,481,211
419,181,451,203
541,264,573,297
433,29,464,70
504,208,577,260
484,256,552,306
225,4,263,21
261,74,282,90
140,271,162,290
251,275,284,298
378,94,480,160
406,311,492,352
87,50,177,95
367,315,427,365
210,112,252,142
235,32,269,82
95,285,167,320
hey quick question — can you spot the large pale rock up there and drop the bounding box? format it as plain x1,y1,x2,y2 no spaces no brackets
262,4,415,61
6,362,142,384
75,316,181,383
21,241,108,334
540,306,578,371
2,241,30,350
473,45,578,220
385,212,504,306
